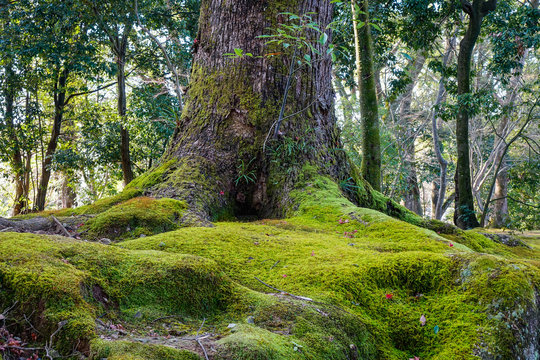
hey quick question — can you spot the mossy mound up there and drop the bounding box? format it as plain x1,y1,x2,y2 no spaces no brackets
1,174,538,359
81,197,187,240
120,175,539,359
0,233,232,355
89,339,201,360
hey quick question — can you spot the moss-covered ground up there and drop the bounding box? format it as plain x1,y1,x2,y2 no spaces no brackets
1,175,538,359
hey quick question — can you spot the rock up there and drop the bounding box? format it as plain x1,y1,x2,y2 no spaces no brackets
99,238,112,245
140,234,146,238
481,233,530,248
246,316,254,324
227,323,236,328
158,242,166,248
133,311,142,318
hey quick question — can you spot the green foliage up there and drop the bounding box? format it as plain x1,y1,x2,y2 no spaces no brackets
235,158,257,186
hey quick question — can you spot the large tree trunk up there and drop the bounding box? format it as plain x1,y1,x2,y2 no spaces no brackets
35,68,69,211
454,0,496,229
142,0,350,221
351,0,381,191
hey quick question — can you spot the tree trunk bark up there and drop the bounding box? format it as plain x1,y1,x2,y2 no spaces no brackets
61,171,76,209
3,64,27,215
142,0,351,221
398,53,425,215
454,0,496,229
117,53,134,185
491,159,508,227
35,68,69,211
351,0,381,191
432,31,457,220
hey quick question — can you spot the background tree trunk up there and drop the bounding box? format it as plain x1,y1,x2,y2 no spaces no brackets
398,53,425,215
352,0,381,191
491,158,508,227
35,68,69,211
454,0,496,229
117,49,134,185
3,64,27,215
431,31,457,220
145,0,350,221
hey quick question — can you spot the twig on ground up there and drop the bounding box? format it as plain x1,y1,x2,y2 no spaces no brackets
150,315,184,324
254,277,313,301
51,216,72,238
270,260,280,269
195,317,209,360
254,277,352,315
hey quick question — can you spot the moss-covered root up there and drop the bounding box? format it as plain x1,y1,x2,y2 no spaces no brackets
89,339,202,360
81,196,187,240
216,297,376,360
0,233,233,355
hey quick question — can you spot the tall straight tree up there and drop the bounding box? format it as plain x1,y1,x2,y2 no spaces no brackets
454,0,496,229
351,0,381,191
89,0,135,185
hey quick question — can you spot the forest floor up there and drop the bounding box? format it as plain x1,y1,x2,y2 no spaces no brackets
1,177,539,360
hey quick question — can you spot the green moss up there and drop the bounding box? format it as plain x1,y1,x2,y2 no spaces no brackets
0,233,233,355
126,159,178,191
2,172,538,359
82,196,187,240
118,174,538,359
89,339,201,360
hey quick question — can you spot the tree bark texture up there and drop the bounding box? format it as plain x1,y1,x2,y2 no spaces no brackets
3,64,27,215
454,0,496,229
145,0,351,220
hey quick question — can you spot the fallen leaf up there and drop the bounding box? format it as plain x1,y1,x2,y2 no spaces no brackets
420,314,426,326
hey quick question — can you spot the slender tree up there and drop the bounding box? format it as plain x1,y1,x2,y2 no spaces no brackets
351,0,381,191
89,0,136,185
454,0,496,229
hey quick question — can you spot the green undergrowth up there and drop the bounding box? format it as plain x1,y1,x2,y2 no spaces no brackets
1,173,538,359
81,196,187,240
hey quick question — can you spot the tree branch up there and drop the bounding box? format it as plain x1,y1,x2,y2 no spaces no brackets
460,0,473,15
